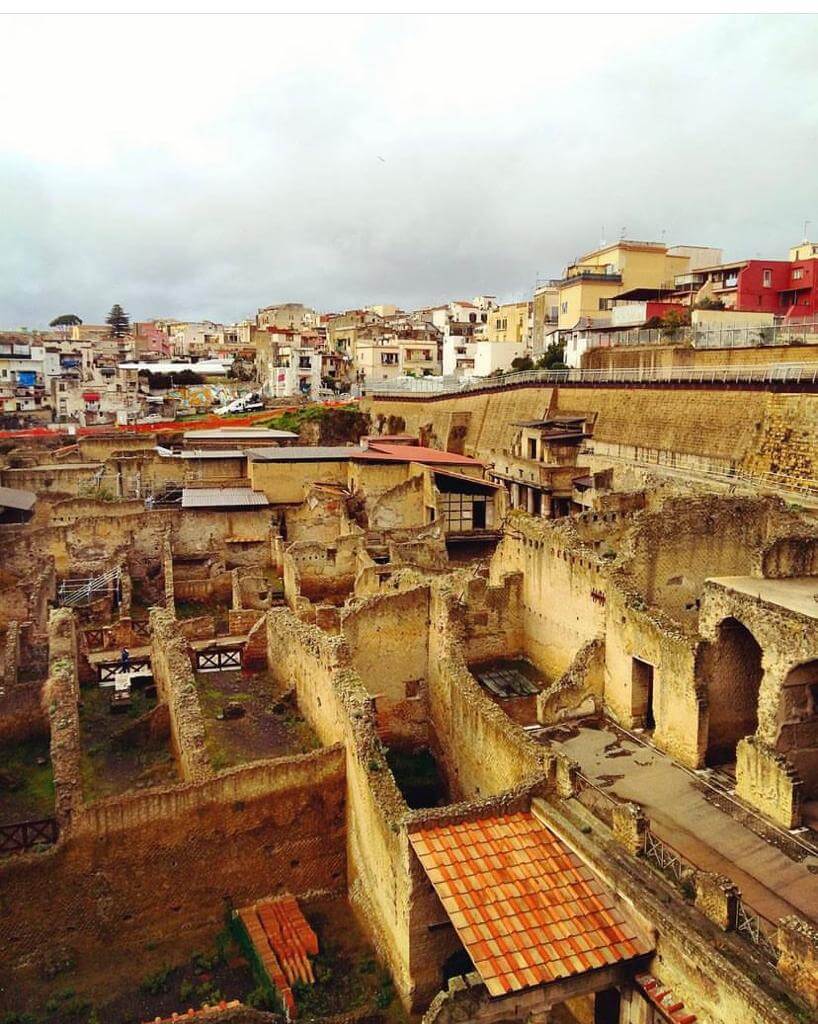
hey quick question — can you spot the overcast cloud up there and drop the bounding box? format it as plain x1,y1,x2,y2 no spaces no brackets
2,14,818,328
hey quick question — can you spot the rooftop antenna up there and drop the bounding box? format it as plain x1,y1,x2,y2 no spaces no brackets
600,225,606,247
620,226,626,240
804,219,811,241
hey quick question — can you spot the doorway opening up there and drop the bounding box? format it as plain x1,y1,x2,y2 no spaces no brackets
631,657,655,731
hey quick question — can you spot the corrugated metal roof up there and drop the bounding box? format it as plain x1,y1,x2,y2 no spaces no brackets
247,445,357,462
0,485,37,511
181,487,270,509
183,428,298,440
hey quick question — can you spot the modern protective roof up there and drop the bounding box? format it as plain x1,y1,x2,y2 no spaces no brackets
0,486,36,511
181,487,270,509
157,446,248,460
359,442,484,466
247,445,358,462
432,467,501,492
246,441,484,468
183,428,298,440
409,811,651,997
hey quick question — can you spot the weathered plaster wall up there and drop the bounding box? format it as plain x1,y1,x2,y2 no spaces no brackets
340,587,431,702
426,578,550,800
263,608,418,1003
490,511,606,680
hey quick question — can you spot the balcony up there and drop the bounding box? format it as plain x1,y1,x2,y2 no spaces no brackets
555,270,623,287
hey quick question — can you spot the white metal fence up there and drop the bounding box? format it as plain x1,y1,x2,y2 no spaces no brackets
366,361,818,397
584,316,818,352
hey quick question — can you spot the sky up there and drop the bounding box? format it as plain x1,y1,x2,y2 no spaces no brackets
2,14,818,329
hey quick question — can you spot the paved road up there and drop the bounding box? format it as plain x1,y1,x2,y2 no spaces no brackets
538,722,818,926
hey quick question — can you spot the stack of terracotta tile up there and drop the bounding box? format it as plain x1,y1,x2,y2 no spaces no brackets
635,974,697,1023
256,895,319,986
143,1000,240,1023
237,894,319,1017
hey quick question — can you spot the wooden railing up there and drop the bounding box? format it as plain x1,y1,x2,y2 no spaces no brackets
0,817,59,855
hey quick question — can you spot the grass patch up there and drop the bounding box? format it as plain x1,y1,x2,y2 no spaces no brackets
0,737,54,824
78,684,176,803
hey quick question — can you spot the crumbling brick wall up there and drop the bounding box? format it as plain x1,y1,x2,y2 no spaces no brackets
149,607,211,782
0,746,346,1010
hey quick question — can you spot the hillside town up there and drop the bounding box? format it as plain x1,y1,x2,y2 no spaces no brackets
1,227,818,1024
5,236,818,430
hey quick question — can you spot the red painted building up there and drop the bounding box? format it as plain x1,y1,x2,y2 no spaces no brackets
693,257,818,318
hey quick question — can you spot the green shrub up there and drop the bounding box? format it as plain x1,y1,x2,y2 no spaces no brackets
140,965,172,995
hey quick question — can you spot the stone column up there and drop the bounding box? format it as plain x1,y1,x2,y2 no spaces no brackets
554,754,579,799
611,802,647,856
777,916,818,1010
694,872,740,930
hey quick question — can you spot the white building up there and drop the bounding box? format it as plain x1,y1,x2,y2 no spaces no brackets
0,342,47,413
442,335,478,378
473,339,528,377
265,346,321,399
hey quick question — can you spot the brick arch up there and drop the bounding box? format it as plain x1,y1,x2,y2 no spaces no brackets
702,617,764,767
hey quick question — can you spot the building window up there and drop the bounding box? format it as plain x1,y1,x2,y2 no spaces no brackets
763,269,772,287
793,268,805,281
561,302,568,314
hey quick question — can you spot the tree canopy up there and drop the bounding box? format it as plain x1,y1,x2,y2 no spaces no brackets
49,314,83,328
106,304,131,338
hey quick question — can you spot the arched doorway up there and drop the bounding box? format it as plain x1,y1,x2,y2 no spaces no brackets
776,659,818,801
705,618,763,767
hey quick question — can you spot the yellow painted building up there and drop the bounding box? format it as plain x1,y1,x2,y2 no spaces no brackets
555,241,717,329
532,285,559,349
485,301,532,344
789,241,818,262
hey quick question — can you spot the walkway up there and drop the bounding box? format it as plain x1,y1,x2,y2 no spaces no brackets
534,721,818,927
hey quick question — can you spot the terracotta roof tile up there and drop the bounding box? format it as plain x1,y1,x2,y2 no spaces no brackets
409,811,653,996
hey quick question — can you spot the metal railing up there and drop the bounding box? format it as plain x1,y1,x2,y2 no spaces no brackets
365,361,818,397
736,897,779,965
643,828,695,887
58,566,121,607
643,829,779,965
583,317,818,352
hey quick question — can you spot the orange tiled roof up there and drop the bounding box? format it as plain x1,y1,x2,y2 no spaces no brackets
409,811,652,998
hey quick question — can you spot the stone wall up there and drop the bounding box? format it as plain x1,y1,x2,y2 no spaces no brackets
263,609,416,1000
2,504,271,578
426,579,551,800
41,609,84,828
149,607,212,782
0,746,346,1009
490,512,606,680
363,383,818,494
340,587,431,702
283,533,362,605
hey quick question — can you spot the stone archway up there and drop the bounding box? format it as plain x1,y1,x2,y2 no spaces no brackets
776,659,818,801
704,617,764,767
